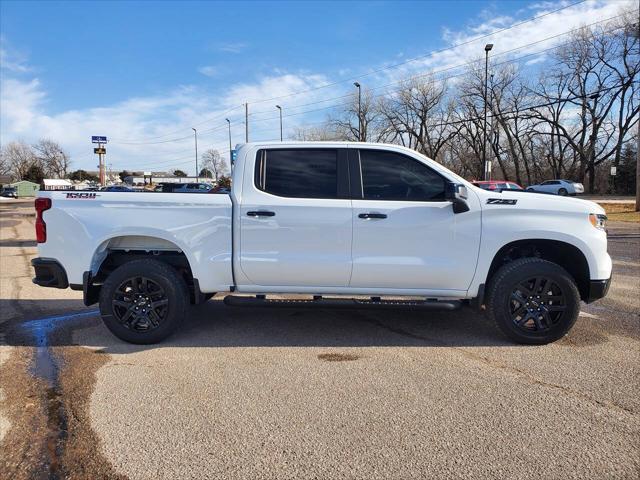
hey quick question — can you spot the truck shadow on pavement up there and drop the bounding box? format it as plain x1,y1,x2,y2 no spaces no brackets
1,298,517,352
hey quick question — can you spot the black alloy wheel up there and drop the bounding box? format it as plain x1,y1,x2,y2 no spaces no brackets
486,258,580,344
509,276,566,333
99,258,188,344
112,276,169,332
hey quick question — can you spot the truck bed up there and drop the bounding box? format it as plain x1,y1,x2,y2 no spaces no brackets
36,191,233,293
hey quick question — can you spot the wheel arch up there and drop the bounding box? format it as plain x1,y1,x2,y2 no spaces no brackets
86,234,202,305
485,239,591,302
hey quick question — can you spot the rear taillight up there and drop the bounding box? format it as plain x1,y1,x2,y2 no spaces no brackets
35,197,51,243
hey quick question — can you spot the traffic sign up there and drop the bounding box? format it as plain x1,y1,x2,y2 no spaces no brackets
92,136,108,143
610,166,617,176
94,147,106,155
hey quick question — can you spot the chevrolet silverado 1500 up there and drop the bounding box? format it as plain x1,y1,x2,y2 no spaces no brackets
31,142,612,344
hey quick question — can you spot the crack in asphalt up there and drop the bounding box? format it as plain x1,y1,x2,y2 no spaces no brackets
356,314,637,417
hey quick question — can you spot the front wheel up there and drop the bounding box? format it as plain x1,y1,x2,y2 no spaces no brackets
99,259,188,344
486,258,580,344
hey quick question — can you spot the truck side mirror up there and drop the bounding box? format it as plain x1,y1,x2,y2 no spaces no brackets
445,182,470,214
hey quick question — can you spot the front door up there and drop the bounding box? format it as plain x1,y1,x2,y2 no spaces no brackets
239,147,352,287
349,148,481,292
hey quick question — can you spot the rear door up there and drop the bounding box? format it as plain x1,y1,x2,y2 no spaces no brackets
349,147,481,292
238,147,352,287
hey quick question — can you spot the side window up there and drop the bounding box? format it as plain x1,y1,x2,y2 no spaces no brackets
359,150,446,201
255,149,338,199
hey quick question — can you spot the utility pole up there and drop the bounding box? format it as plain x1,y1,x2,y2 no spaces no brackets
353,82,362,141
192,128,198,182
276,105,283,141
483,43,493,181
226,118,232,163
245,103,249,143
636,122,640,212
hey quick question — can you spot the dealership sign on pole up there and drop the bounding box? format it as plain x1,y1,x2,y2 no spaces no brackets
92,136,108,185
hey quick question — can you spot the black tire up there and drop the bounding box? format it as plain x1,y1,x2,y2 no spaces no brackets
558,188,568,196
99,259,188,344
486,258,580,345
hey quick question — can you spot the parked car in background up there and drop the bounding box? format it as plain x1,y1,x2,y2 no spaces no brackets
472,180,524,191
100,185,134,192
172,183,214,193
1,186,18,198
526,179,584,196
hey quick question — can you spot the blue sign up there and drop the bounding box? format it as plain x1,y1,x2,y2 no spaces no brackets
91,136,108,143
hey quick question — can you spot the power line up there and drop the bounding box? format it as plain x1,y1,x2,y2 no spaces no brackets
102,0,590,146
240,18,628,128
110,104,244,143
244,0,590,105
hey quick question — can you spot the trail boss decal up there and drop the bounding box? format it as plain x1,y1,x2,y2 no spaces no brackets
487,198,517,205
66,192,99,199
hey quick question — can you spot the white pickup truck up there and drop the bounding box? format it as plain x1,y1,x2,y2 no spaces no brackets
31,142,612,345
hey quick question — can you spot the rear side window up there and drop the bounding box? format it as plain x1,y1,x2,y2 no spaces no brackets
255,149,338,198
359,150,446,201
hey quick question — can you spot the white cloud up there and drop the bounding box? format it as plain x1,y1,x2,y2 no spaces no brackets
198,65,218,77
216,42,248,54
0,37,32,73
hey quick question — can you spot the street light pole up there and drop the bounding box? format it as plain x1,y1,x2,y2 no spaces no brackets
192,127,198,182
353,82,362,141
225,118,232,165
483,43,493,181
245,103,249,143
276,105,283,141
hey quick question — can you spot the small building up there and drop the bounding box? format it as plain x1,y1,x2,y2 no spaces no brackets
8,180,40,197
42,179,73,191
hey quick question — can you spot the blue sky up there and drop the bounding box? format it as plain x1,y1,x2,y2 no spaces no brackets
0,0,632,174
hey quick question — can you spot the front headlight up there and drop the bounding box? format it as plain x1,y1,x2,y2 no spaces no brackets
589,213,607,230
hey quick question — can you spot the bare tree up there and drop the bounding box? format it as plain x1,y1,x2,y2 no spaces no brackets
291,124,342,141
531,14,639,192
201,149,228,181
1,141,36,180
329,88,387,142
33,139,70,179
378,76,455,160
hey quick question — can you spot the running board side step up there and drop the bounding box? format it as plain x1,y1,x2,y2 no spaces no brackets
223,295,462,310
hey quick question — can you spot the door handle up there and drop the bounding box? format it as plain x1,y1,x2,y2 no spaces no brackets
358,213,387,219
247,210,275,217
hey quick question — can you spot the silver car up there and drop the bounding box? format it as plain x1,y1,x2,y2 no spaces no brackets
526,179,584,196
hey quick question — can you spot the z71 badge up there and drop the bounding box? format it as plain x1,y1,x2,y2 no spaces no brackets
65,192,99,199
487,198,517,205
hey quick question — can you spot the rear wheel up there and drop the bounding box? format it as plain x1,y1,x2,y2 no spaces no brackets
558,188,568,196
99,259,188,344
486,258,580,344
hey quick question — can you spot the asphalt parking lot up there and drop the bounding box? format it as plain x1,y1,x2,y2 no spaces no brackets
0,199,638,479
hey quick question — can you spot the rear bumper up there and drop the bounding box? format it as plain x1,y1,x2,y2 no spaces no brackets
586,277,611,303
31,258,69,289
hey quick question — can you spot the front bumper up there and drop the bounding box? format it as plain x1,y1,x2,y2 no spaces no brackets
31,258,69,289
585,276,611,303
